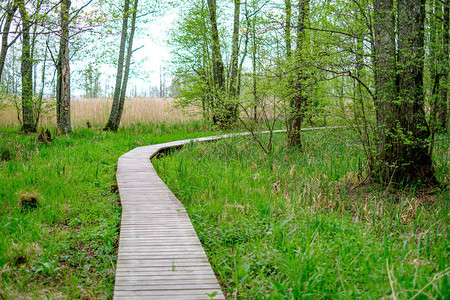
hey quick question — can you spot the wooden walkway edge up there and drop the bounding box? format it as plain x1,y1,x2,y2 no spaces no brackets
113,127,342,299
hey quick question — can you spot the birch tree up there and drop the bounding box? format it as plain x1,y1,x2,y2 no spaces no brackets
104,0,138,132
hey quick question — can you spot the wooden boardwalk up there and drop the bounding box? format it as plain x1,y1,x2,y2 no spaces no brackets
114,128,340,299
114,135,237,299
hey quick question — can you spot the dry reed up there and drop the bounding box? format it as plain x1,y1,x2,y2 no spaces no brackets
0,97,199,128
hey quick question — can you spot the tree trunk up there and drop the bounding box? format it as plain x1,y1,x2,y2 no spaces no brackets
396,0,434,183
373,0,396,130
35,44,48,128
104,0,130,131
287,0,309,147
229,0,240,120
373,0,436,185
284,0,292,129
57,0,72,134
207,0,230,125
354,34,364,121
438,0,449,131
251,15,258,120
18,0,35,133
429,0,442,133
115,0,138,127
0,2,17,83
373,0,396,175
285,0,292,58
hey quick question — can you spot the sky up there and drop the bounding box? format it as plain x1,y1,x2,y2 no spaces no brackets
131,10,176,94
72,0,177,97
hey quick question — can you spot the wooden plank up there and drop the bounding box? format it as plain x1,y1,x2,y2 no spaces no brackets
117,231,197,236
116,251,209,256
115,265,215,271
114,274,219,280
117,255,210,260
115,285,223,291
118,229,196,234
115,295,224,300
115,270,218,276
116,250,208,255
117,239,203,244
116,262,212,268
117,237,201,242
114,290,224,297
115,278,220,285
116,257,211,263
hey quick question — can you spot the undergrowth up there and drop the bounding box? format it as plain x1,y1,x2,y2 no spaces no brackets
154,129,450,299
0,121,215,299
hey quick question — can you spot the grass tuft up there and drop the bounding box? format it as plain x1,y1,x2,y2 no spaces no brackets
19,192,40,213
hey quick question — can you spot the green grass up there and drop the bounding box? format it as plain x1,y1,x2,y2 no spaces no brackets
0,121,216,299
154,129,450,299
1,122,448,299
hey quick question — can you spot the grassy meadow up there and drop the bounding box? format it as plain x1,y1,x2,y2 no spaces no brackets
154,130,450,299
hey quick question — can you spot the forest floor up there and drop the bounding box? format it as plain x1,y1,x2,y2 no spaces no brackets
0,122,448,299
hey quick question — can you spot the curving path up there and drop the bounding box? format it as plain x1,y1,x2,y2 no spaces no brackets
113,133,253,299
113,127,341,299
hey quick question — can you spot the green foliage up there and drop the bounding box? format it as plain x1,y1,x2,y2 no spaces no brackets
168,0,377,135
154,129,450,299
169,0,216,117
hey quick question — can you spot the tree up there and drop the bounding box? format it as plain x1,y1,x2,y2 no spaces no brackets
0,1,18,83
247,0,260,121
284,0,292,59
82,63,101,98
104,0,138,132
229,0,241,119
438,0,449,132
169,0,211,118
18,0,35,133
287,0,309,147
206,0,229,125
56,0,72,134
373,0,436,185
170,0,242,125
427,0,449,133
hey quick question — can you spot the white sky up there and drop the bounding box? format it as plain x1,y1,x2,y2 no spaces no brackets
72,0,177,97
132,10,175,90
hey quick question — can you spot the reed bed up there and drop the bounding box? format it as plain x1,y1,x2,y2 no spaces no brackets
0,97,199,128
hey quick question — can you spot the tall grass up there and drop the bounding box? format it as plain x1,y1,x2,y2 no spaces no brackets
154,129,450,299
0,97,200,128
